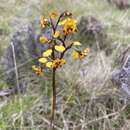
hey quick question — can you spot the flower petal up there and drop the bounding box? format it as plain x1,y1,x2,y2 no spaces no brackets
83,48,90,54
58,19,67,26
38,57,47,64
32,65,43,76
72,50,79,60
60,59,66,64
43,49,52,57
49,11,58,19
53,31,60,38
73,41,81,46
39,36,48,43
46,62,53,68
55,45,65,52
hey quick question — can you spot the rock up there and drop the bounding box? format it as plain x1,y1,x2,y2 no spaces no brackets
112,55,130,98
77,16,112,55
78,16,103,37
0,23,51,88
107,0,129,10
0,24,36,86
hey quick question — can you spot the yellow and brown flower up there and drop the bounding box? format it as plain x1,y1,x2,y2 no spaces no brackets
79,48,90,60
32,65,43,76
52,59,66,69
72,48,90,60
59,18,77,34
49,11,59,19
40,16,48,29
39,36,49,43
46,59,66,69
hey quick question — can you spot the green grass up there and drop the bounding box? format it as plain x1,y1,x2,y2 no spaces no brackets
0,95,36,128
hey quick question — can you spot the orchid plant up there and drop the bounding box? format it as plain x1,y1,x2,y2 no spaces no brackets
32,11,89,128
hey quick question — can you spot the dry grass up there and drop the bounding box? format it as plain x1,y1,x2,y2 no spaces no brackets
0,0,130,129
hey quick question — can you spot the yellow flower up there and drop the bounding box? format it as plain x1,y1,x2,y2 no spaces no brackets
58,20,67,26
53,31,60,38
73,41,81,46
52,59,60,68
49,11,58,19
72,50,79,60
38,57,47,64
32,65,38,71
79,48,90,60
43,49,52,57
39,36,48,43
32,65,43,76
46,62,53,68
60,59,66,65
55,45,65,52
45,59,66,69
83,48,90,53
40,16,48,28
72,48,89,60
52,59,66,69
59,18,77,34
